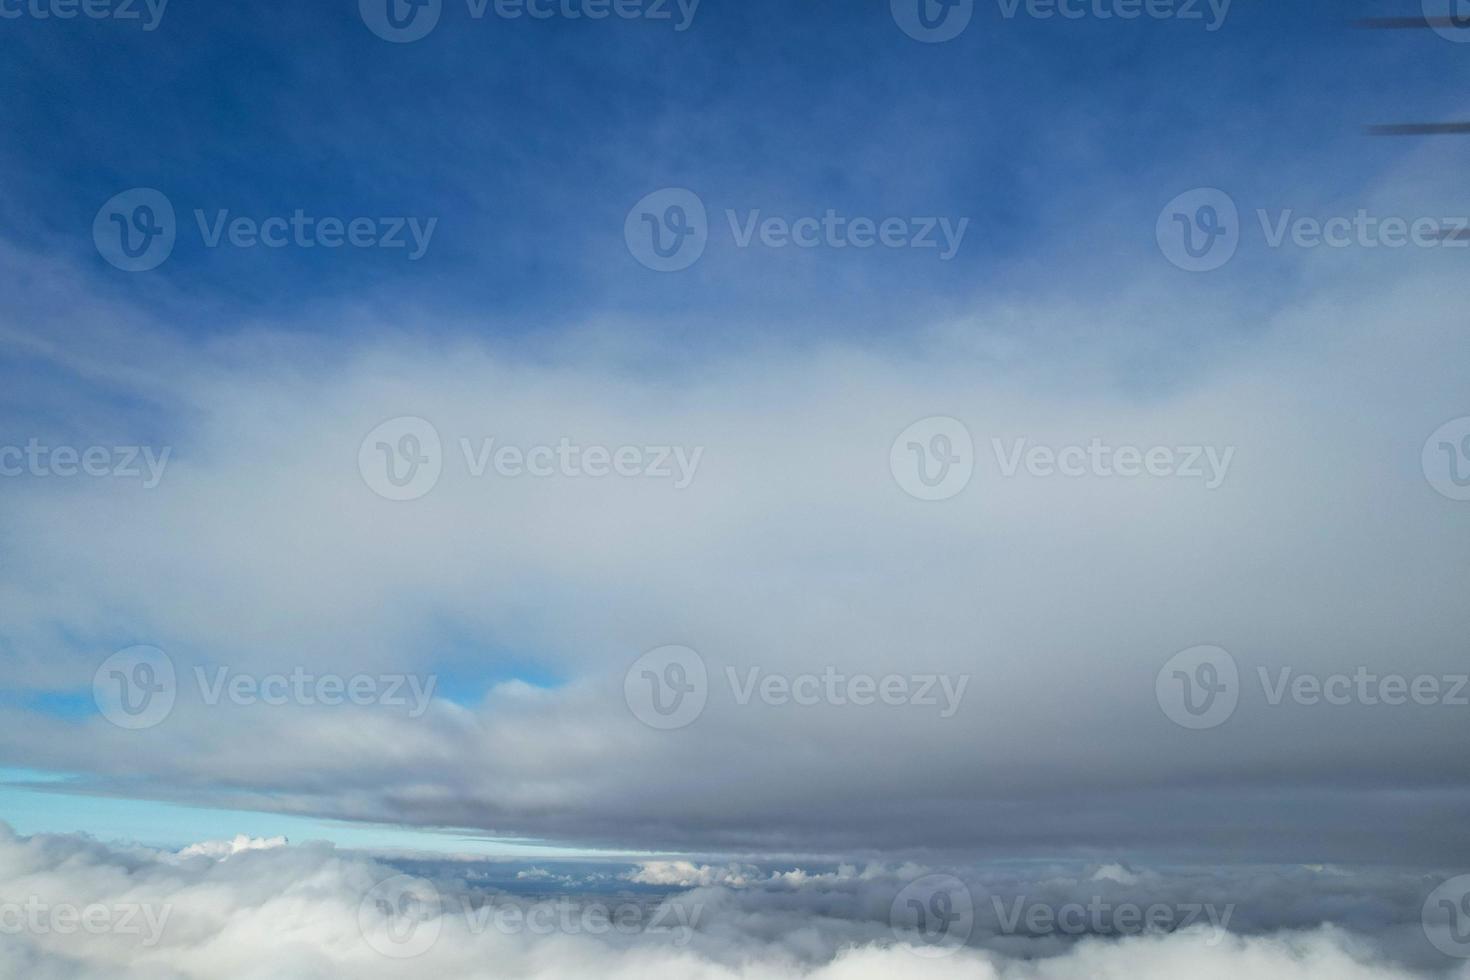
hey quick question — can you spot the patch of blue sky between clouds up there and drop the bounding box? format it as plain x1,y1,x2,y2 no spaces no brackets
0,690,98,721
429,662,565,707
0,768,606,857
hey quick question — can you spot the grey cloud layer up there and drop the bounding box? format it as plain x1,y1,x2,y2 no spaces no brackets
0,197,1468,860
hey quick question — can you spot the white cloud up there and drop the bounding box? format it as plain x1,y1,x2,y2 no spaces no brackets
0,826,1462,979
1089,864,1139,886
176,836,288,860
629,862,761,888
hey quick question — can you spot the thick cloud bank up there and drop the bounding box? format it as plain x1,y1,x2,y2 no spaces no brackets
1,826,1467,979
2,252,1468,861
1,138,1469,862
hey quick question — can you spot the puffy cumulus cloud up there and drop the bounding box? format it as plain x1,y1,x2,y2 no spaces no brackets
1088,864,1139,886
176,836,288,860
627,861,911,890
630,861,764,888
0,826,1465,979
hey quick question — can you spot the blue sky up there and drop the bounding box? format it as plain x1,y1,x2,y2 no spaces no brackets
0,0,1457,337
0,769,610,855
